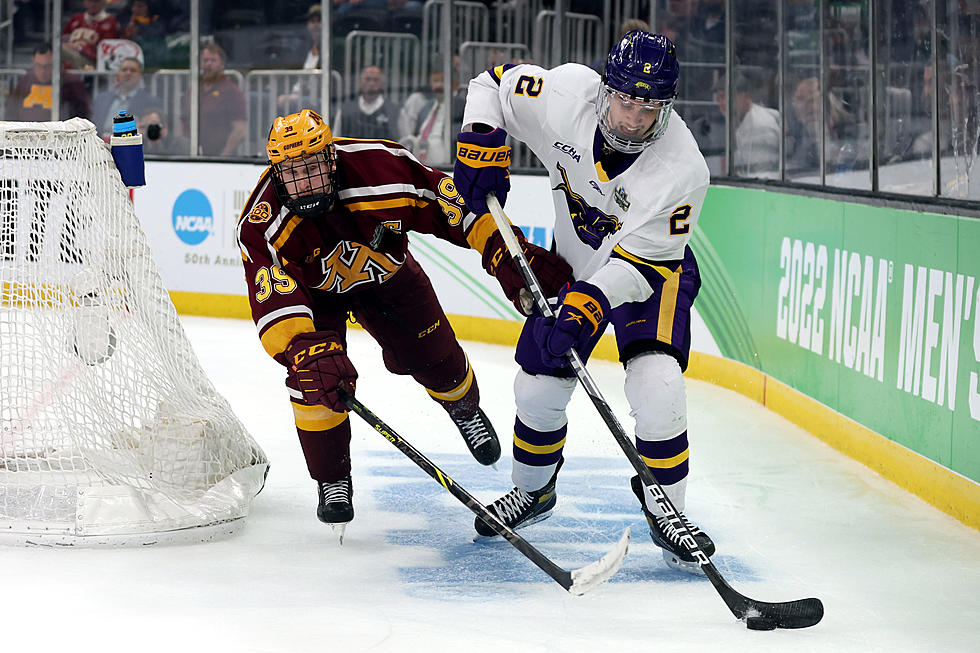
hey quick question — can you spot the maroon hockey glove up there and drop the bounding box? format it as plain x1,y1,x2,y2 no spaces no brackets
482,227,573,315
285,331,358,413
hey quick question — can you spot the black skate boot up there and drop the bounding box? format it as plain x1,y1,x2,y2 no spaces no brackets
630,475,714,574
474,459,563,537
317,475,354,544
452,408,501,466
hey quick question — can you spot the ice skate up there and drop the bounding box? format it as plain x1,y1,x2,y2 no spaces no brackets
317,476,354,544
452,408,501,466
630,475,714,575
475,460,562,537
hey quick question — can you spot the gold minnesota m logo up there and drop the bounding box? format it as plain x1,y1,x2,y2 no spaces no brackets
316,241,404,293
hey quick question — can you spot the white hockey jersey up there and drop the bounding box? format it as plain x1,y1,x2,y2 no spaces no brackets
463,62,710,308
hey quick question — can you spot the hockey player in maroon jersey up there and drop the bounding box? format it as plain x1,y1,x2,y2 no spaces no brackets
237,109,571,539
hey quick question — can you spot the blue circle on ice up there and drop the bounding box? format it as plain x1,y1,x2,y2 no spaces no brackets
172,189,214,245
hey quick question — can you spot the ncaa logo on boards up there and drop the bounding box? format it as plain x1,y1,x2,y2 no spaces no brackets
172,189,214,245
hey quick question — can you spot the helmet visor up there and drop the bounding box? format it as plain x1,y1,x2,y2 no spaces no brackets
597,85,673,153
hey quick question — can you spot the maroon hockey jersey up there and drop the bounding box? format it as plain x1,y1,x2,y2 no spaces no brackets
62,12,121,64
237,138,496,365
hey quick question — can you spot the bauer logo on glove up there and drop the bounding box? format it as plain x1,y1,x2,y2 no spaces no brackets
453,128,512,216
532,281,611,367
456,145,512,166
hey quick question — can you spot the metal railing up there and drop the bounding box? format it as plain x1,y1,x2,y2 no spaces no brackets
343,31,422,105
244,69,343,157
422,0,489,71
495,0,542,60
533,11,603,69
457,41,531,83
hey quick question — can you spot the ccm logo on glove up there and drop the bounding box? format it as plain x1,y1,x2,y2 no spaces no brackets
290,340,344,368
285,331,358,412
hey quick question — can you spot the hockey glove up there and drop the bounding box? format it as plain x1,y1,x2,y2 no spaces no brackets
454,128,511,216
532,281,611,367
285,331,358,413
483,226,573,315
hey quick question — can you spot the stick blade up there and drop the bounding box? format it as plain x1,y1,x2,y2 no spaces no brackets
741,597,824,629
567,527,630,596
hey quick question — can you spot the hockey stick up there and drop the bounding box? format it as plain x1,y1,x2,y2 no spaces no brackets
341,391,629,596
486,194,823,628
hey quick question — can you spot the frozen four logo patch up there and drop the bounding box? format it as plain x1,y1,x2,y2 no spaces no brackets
614,186,630,212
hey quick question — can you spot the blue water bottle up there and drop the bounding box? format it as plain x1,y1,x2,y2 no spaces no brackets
110,110,146,188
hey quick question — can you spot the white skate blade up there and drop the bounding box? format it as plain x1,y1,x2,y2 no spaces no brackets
567,527,630,595
330,522,349,545
662,549,706,576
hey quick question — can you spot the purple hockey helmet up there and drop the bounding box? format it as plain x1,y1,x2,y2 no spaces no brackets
597,31,679,152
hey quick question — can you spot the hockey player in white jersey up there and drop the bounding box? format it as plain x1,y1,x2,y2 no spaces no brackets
453,31,715,573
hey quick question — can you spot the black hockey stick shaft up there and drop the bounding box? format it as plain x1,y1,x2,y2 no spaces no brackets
340,391,627,595
486,194,823,628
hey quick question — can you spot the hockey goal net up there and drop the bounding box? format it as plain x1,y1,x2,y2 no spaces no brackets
0,118,268,545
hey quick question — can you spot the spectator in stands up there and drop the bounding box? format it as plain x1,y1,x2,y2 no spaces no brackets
665,0,699,28
61,0,121,70
121,0,168,66
660,0,698,61
787,76,863,174
656,12,686,50
92,56,160,138
337,65,399,140
139,107,191,155
122,0,162,40
7,43,92,122
181,41,247,156
689,0,725,53
713,72,780,178
303,4,323,70
398,66,466,166
277,4,324,114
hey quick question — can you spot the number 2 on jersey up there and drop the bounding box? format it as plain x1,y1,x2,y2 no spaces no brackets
514,75,543,97
669,204,692,235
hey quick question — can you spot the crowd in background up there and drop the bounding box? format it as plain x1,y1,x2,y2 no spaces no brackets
1,0,978,199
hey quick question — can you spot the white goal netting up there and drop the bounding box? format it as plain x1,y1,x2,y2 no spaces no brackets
0,118,268,545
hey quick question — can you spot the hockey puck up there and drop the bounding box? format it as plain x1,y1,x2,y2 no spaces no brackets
746,616,777,631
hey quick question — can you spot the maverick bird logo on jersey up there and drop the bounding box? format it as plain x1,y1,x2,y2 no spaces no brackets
315,241,404,293
552,162,622,250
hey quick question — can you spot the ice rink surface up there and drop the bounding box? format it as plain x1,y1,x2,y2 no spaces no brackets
4,316,979,652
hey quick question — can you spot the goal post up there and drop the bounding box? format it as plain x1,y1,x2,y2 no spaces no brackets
0,118,269,546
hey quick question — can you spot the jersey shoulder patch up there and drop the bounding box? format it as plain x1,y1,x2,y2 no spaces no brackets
247,201,273,223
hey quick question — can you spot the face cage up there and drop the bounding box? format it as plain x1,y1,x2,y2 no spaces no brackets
595,84,674,154
271,148,338,218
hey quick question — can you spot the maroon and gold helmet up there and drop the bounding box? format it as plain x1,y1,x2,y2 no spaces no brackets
267,109,338,217
267,109,332,163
